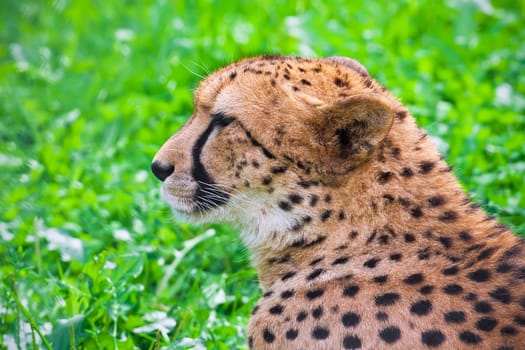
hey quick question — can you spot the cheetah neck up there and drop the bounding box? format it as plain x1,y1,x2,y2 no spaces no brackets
247,128,519,290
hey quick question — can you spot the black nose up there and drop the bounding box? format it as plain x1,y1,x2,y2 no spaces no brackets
151,161,174,181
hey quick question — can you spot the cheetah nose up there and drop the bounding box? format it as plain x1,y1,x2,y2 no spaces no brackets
151,160,175,182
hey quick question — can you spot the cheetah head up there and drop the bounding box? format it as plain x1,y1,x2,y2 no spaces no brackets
152,56,400,248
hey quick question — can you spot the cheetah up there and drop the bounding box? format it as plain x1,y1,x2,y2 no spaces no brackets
151,56,525,349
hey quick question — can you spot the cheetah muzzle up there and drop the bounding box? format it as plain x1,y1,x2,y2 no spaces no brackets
152,55,525,349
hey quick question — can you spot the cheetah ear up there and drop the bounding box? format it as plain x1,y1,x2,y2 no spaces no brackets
314,94,395,175
325,56,369,78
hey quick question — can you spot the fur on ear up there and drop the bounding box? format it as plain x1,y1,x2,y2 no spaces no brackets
312,94,395,175
325,56,369,78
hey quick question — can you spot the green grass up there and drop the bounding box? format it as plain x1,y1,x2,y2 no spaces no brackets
1,0,524,348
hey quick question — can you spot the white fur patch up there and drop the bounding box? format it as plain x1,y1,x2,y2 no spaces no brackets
162,185,304,254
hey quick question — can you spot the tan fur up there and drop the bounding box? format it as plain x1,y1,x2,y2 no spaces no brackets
153,56,525,349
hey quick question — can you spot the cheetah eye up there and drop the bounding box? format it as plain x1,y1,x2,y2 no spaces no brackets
211,112,235,128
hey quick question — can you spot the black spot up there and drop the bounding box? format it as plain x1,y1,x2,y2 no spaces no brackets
390,253,402,261
312,326,329,340
404,233,416,243
262,176,272,185
419,285,434,295
303,235,326,248
419,161,435,174
376,312,388,321
290,238,305,248
444,311,466,323
342,312,361,327
364,258,380,268
459,331,481,344
396,110,407,120
251,305,259,315
375,293,400,306
271,165,288,174
248,336,253,348
404,273,424,285
489,288,512,304
459,231,473,241
477,247,496,261
373,275,388,284
298,180,319,188
278,201,292,211
306,288,324,300
400,167,414,177
312,306,323,319
306,268,325,281
338,210,346,220
500,326,517,336
281,271,296,281
281,290,295,299
383,194,395,203
285,328,298,340
443,266,459,276
439,211,458,222
365,230,377,245
475,317,498,331
269,304,284,315
320,210,332,222
428,196,446,207
410,300,433,316
296,310,308,321
343,285,360,297
465,292,478,301
443,284,463,295
468,269,491,282
379,326,401,343
421,330,445,347
418,248,431,260
309,257,324,266
399,197,411,207
474,301,493,313
324,194,332,202
390,147,401,159
343,335,362,349
332,256,350,265
263,328,275,343
514,315,525,326
288,194,303,204
378,171,394,184
309,194,319,206
263,291,273,298
334,77,348,88
496,262,513,273
411,206,424,218
438,236,453,249
465,243,486,253
229,71,237,80
300,78,311,86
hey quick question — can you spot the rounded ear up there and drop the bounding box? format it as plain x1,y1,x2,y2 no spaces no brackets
325,56,369,78
313,94,395,175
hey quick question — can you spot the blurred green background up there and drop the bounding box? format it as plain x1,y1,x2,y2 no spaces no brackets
1,0,524,349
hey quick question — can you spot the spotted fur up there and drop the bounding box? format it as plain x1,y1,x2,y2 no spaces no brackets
152,56,525,349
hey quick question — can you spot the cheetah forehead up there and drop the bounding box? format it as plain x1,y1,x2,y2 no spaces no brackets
195,55,387,118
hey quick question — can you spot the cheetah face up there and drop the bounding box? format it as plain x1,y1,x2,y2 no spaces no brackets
152,56,396,246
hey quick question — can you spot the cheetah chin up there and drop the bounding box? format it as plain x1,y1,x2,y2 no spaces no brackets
152,55,525,350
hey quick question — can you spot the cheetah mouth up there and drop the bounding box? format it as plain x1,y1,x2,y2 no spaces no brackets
161,181,230,215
